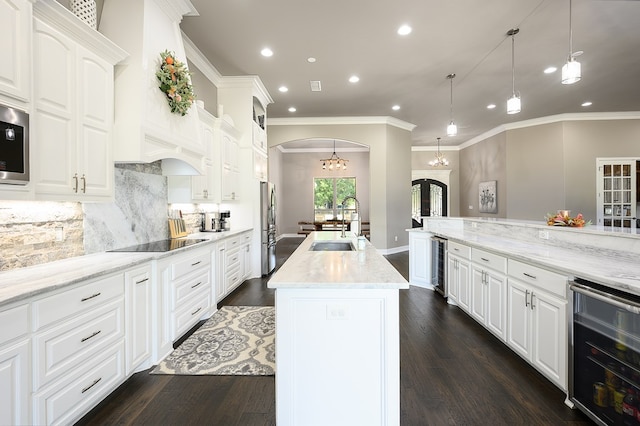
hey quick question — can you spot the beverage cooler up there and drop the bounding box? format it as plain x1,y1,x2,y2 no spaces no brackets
570,278,640,425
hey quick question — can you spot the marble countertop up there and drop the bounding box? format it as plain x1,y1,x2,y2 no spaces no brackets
407,227,640,296
267,231,409,290
0,228,252,308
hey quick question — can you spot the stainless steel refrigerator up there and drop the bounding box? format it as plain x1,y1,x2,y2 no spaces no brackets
260,182,276,275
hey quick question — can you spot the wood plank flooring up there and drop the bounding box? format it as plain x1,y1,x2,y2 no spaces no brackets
76,237,592,425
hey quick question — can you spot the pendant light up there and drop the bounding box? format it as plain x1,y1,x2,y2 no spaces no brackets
446,74,457,136
506,28,521,115
428,137,449,167
561,0,581,84
320,139,348,170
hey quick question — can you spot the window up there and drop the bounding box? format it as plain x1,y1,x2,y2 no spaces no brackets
314,177,356,221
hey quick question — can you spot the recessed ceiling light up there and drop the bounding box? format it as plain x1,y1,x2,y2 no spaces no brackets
544,66,557,74
307,57,316,63
397,24,412,36
288,107,297,112
261,48,273,57
487,104,496,109
392,105,400,111
349,75,360,83
581,101,592,107
279,86,288,93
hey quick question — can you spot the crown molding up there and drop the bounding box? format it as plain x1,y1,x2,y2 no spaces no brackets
182,32,223,87
268,116,416,131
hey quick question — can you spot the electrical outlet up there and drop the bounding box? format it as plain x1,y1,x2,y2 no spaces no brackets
394,236,398,241
469,205,473,210
55,227,64,242
538,230,549,240
471,222,478,228
326,304,349,320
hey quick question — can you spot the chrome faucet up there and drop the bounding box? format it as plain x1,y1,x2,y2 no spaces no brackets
341,196,361,238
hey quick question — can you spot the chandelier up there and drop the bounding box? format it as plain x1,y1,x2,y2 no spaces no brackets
429,137,449,167
321,139,348,170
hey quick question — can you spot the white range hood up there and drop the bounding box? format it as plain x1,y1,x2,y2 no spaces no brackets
99,0,205,175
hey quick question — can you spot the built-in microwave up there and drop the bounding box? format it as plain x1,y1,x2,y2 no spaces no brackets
0,104,29,185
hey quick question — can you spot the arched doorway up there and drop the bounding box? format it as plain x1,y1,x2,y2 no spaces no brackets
411,179,448,227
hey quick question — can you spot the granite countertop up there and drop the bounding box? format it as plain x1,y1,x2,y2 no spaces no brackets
267,231,409,290
0,228,252,308
407,227,640,296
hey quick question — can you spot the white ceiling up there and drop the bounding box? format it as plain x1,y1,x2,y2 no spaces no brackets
180,0,640,149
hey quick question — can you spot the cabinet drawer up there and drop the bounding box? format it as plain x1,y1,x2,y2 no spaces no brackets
33,299,124,390
241,232,252,244
33,341,125,426
472,248,507,274
173,270,210,309
226,249,241,269
0,304,29,343
33,273,124,331
448,241,471,259
226,267,242,292
171,250,210,280
508,259,567,298
225,235,241,251
174,287,210,339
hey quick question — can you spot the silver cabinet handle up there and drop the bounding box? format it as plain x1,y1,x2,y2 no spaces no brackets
191,261,202,266
480,257,490,262
191,281,202,289
192,307,202,316
81,174,86,193
525,289,530,307
81,330,101,342
530,293,536,310
81,377,102,394
523,272,537,280
570,282,640,314
136,278,149,285
73,173,79,193
81,292,101,302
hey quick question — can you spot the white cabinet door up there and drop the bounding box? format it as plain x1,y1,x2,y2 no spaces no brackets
214,243,226,303
409,233,430,287
457,258,471,313
0,0,31,103
531,290,566,389
470,267,486,324
596,158,638,229
0,340,30,426
446,255,458,302
485,271,507,340
506,279,531,360
125,265,152,375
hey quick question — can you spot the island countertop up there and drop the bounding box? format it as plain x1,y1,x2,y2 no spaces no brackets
267,231,409,289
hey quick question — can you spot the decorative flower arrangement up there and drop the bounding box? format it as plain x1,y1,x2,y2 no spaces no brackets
545,211,591,227
156,50,195,116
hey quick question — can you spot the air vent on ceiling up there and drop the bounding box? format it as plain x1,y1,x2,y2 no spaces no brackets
310,80,322,92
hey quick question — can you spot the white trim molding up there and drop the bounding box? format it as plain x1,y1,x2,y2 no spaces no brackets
268,116,416,132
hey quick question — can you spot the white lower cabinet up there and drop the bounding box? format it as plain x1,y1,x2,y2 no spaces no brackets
0,304,30,426
506,259,567,390
125,264,152,375
446,241,471,311
470,248,508,341
409,231,431,288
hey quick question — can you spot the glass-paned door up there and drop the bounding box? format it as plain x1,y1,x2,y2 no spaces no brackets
314,177,356,221
596,158,638,229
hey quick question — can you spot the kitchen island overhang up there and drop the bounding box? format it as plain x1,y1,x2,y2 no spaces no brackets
268,231,408,426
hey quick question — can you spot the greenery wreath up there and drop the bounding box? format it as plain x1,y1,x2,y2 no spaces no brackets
156,50,195,116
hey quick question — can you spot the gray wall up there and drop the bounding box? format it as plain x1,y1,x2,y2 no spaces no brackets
279,151,370,236
457,118,640,222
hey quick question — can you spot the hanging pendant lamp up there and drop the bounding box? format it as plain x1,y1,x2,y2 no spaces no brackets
562,0,581,84
429,137,449,167
507,28,521,115
320,139,348,170
446,74,457,136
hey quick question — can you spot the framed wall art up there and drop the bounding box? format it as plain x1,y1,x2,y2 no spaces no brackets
479,180,497,213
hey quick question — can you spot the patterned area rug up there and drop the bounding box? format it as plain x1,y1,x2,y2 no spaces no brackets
150,306,275,376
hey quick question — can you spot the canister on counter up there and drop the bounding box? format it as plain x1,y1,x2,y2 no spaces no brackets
594,382,608,407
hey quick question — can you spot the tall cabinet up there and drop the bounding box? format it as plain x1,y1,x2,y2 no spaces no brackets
596,158,639,229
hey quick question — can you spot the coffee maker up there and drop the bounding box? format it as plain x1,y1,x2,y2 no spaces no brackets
201,212,224,232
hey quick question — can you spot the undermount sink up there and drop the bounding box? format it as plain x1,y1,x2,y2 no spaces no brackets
309,241,355,251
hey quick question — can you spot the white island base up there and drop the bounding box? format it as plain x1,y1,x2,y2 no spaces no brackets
275,288,400,426
268,232,408,426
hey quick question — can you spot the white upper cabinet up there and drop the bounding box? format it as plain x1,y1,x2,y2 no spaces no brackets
0,0,31,107
31,1,126,201
99,0,205,173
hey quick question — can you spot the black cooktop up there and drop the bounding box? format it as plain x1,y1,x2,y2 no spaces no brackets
109,239,207,252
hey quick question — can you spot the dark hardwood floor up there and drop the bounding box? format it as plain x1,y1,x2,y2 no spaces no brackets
76,237,592,425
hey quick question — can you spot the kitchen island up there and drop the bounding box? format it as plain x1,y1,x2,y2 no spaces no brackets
268,231,408,426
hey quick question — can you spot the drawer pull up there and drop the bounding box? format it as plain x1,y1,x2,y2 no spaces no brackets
191,261,202,267
81,377,102,394
81,292,101,302
136,278,149,285
480,257,490,262
453,247,459,251
192,307,202,316
191,281,203,289
81,330,101,342
523,272,537,280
